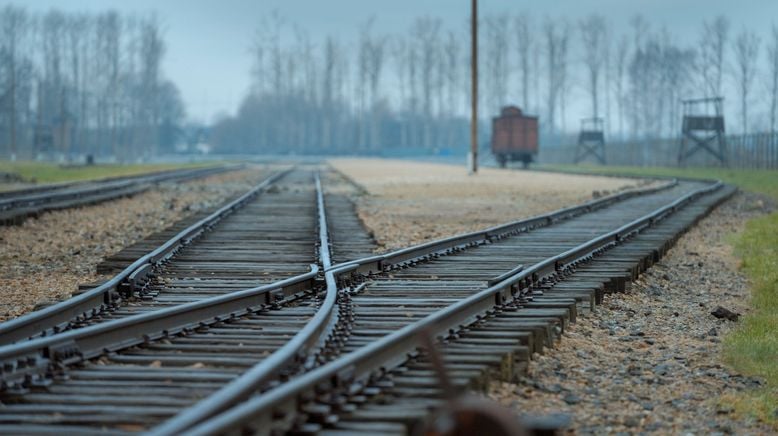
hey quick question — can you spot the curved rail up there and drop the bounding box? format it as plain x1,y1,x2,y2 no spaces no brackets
184,180,726,436
0,173,697,433
146,176,687,435
0,168,291,345
149,173,341,435
0,170,341,431
148,179,704,435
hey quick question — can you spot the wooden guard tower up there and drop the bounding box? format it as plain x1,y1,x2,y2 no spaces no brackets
678,97,727,166
575,117,606,164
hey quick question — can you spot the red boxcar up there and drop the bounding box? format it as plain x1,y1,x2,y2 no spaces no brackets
491,106,539,168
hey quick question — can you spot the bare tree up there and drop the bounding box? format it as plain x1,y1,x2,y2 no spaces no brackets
137,14,165,159
484,13,509,115
299,29,318,150
96,12,120,157
356,21,370,149
513,13,532,110
320,37,338,151
612,35,628,139
442,30,462,145
391,37,412,147
628,15,649,139
543,18,570,134
768,24,778,133
659,30,695,138
1,6,30,160
365,31,386,150
0,8,182,161
357,18,387,151
532,40,541,114
698,16,730,97
732,28,760,134
411,16,441,148
399,34,421,147
543,19,560,133
602,27,612,136
558,25,571,133
42,11,69,155
580,14,608,119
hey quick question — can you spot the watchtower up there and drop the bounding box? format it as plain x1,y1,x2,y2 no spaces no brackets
575,117,606,164
678,97,727,166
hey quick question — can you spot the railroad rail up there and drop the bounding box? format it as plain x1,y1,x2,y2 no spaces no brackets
0,166,373,345
182,179,734,436
0,167,375,434
0,165,237,226
0,174,735,434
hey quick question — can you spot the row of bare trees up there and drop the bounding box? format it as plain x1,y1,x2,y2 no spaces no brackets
211,13,476,155
211,12,778,154
0,6,184,162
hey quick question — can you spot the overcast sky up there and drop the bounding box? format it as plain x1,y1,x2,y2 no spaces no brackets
6,0,777,123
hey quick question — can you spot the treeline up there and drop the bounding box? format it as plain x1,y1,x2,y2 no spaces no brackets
212,12,778,155
211,15,473,155
0,6,184,162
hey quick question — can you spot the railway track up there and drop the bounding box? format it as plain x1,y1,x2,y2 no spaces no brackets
0,175,734,434
0,165,236,226
0,166,374,345
171,178,734,435
0,164,380,434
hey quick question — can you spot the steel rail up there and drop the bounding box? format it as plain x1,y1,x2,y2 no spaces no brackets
0,164,231,201
150,179,706,435
332,178,678,275
149,173,341,435
142,176,682,435
185,179,724,436
152,176,680,432
0,266,319,391
0,173,687,430
0,164,235,211
522,166,723,186
0,170,672,346
0,168,292,345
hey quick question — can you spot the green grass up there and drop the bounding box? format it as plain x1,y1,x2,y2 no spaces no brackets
542,164,778,427
539,164,778,200
0,161,216,186
724,211,778,426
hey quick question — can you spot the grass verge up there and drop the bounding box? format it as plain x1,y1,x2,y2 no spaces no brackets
724,211,778,426
0,161,216,186
541,164,778,427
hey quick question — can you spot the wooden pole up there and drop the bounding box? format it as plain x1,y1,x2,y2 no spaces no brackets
469,0,478,174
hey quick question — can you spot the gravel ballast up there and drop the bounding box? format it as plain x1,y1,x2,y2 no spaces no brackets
485,192,774,434
328,158,646,251
328,159,772,433
0,166,272,321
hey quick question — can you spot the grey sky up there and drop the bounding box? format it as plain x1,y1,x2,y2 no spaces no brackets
6,0,777,123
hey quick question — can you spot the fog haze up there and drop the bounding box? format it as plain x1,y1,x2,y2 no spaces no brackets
7,0,776,123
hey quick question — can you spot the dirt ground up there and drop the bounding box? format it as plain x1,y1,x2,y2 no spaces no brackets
485,192,774,435
328,158,647,251
0,166,273,321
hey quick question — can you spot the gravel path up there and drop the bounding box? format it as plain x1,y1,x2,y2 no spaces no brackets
485,192,774,435
0,166,272,321
328,159,646,251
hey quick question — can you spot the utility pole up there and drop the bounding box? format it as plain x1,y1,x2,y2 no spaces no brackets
469,0,478,174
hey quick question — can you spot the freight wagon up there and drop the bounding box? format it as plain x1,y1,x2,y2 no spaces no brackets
491,106,539,168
